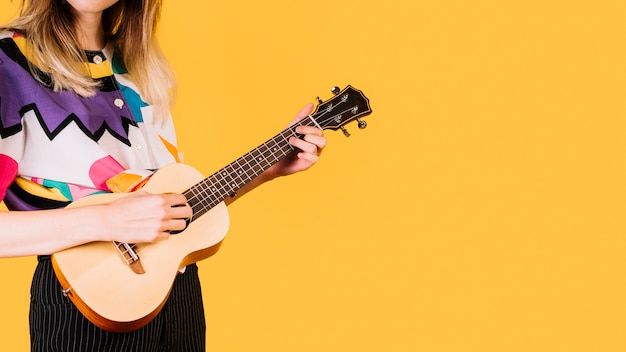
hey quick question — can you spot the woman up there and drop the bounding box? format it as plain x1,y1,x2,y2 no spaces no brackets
0,0,326,351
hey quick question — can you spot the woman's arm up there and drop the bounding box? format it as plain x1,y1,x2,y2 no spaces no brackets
0,191,192,257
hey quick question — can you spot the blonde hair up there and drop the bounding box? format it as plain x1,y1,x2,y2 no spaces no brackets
2,0,176,123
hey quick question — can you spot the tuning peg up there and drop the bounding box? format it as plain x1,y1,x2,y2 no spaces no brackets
357,118,367,129
340,126,351,137
316,96,323,104
331,86,341,95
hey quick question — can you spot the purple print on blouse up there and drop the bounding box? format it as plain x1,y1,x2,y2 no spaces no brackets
0,47,138,146
3,190,40,211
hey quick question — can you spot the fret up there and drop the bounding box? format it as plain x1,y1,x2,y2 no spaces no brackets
185,185,205,217
208,173,232,198
278,129,293,147
230,157,252,184
235,157,255,182
221,166,240,194
263,138,283,163
248,148,269,173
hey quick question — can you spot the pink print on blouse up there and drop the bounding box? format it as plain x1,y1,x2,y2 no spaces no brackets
89,155,125,191
0,153,18,200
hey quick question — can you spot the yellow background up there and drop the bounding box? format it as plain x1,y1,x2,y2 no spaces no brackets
1,0,625,351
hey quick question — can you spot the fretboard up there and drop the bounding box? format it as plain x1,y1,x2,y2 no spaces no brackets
183,116,317,220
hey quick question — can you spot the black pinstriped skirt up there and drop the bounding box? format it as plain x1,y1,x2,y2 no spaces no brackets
29,256,206,352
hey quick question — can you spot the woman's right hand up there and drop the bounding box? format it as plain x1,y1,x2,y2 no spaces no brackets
101,191,192,243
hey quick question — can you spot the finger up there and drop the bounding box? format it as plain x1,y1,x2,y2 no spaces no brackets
295,125,324,137
165,218,190,233
289,137,319,155
161,193,189,207
297,151,319,164
302,134,327,151
295,103,314,118
156,231,172,241
169,203,193,219
287,103,315,125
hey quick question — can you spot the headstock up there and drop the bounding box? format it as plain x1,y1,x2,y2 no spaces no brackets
311,85,372,137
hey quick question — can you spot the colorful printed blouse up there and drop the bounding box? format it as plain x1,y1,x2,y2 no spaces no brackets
0,31,181,211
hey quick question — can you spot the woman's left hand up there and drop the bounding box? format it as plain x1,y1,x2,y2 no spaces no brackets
265,103,327,179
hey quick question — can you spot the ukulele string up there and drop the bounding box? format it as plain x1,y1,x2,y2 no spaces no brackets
181,116,321,221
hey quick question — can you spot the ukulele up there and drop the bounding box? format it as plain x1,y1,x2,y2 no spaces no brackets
51,85,372,332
